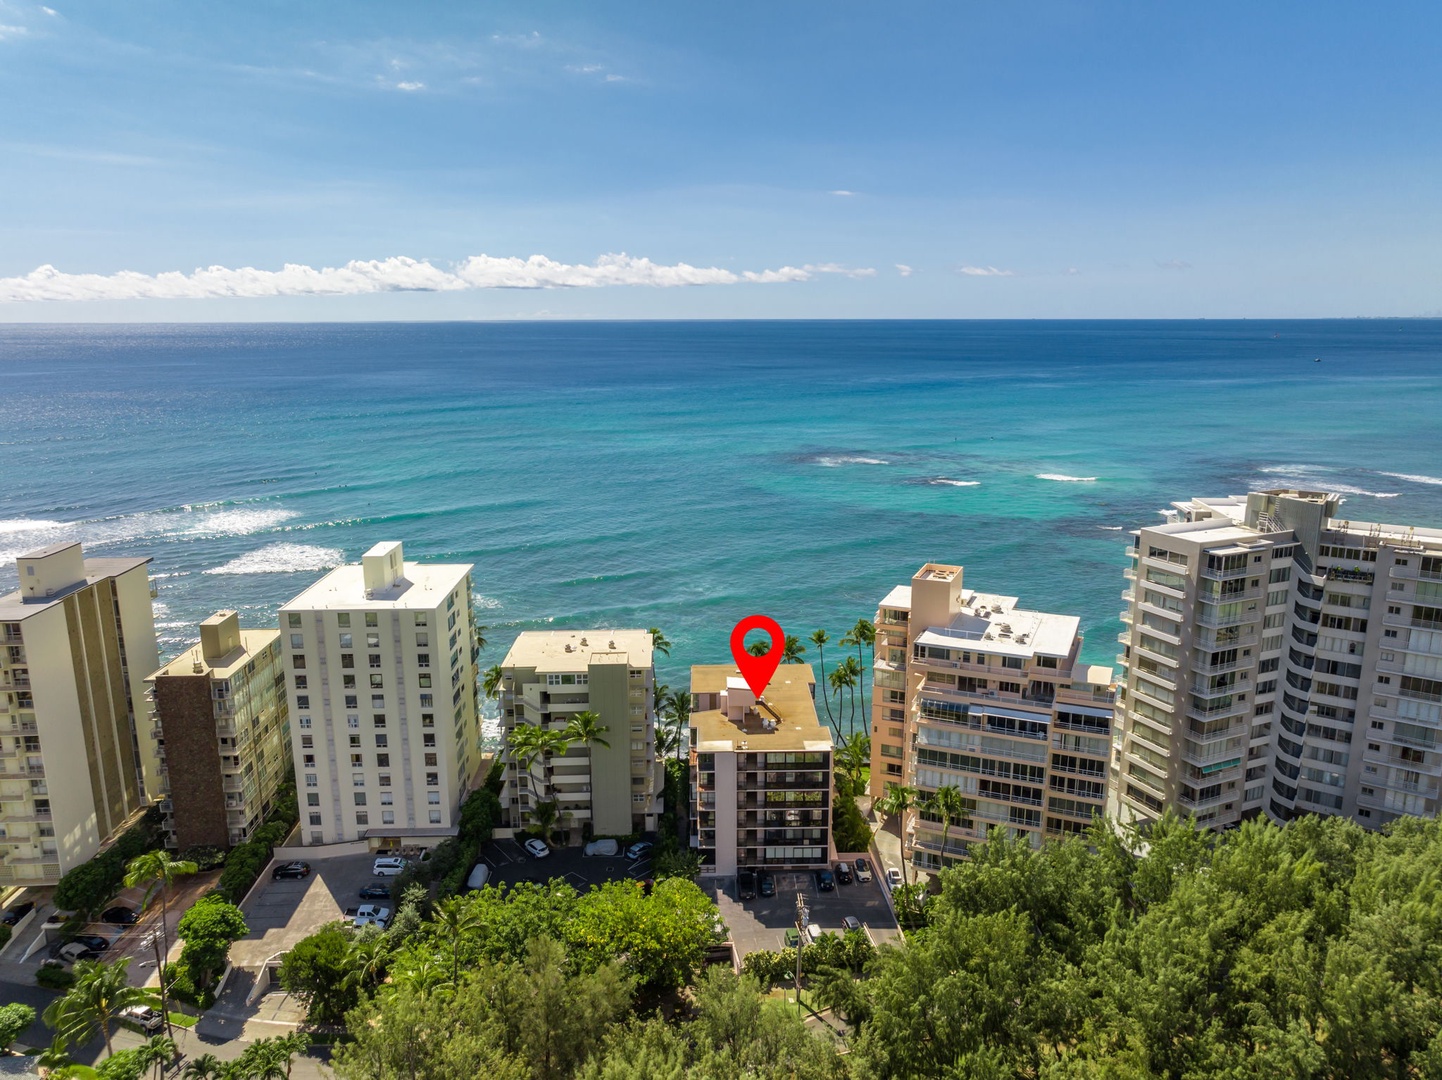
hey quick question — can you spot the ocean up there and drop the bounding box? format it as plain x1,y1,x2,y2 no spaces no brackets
2,319,1440,734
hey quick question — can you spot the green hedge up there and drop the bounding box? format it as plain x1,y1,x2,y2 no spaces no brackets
399,787,502,900
52,806,164,916
36,963,75,990
211,779,299,903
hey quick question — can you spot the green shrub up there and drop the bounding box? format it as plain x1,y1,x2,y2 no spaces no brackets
180,845,227,871
36,962,75,990
164,960,215,1010
52,811,164,916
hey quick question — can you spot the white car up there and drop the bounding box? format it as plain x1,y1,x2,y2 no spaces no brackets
466,862,490,890
583,838,619,857
853,858,874,883
804,922,825,944
524,838,550,859
372,856,407,877
351,904,391,929
886,867,904,890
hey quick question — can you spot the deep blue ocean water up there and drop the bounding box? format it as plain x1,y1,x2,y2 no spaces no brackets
2,320,1440,728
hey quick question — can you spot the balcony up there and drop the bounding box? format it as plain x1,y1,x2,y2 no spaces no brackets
1201,562,1251,582
1195,604,1262,629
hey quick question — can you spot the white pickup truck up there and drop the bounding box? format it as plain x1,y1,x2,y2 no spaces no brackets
345,904,391,929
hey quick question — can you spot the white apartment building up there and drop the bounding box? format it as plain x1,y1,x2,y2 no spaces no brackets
1114,489,1442,830
498,630,662,838
869,563,1115,867
280,542,481,849
0,542,161,885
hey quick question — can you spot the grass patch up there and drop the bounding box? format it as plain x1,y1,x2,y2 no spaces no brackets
168,1012,199,1029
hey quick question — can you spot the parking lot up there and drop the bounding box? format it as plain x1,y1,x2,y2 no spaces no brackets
706,865,902,959
230,853,382,968
477,837,652,892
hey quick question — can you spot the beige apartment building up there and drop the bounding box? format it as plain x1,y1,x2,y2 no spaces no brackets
1114,490,1442,831
690,663,834,878
498,630,662,838
147,612,289,850
280,542,482,848
0,542,161,885
869,563,1115,869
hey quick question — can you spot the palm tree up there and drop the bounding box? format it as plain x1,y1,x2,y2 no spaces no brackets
648,628,671,657
840,655,866,735
835,733,871,795
124,849,197,1041
876,784,918,889
810,965,870,1026
43,957,161,1058
138,1034,178,1080
482,663,503,702
827,663,856,737
926,784,968,868
474,625,489,653
809,629,837,730
746,640,769,657
181,1053,225,1079
782,634,806,663
344,932,391,995
508,721,573,826
433,896,485,985
564,709,610,751
666,688,691,763
652,680,670,718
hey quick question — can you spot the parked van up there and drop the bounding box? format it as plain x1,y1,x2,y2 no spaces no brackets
466,862,490,890
372,856,408,877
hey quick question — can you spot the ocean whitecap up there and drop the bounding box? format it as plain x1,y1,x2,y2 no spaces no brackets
1036,473,1098,483
203,543,345,575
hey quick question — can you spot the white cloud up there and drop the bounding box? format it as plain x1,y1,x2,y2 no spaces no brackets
394,80,425,91
895,264,914,277
957,265,1014,277
1157,258,1192,271
40,5,57,14
0,253,878,302
0,23,29,39
830,189,856,197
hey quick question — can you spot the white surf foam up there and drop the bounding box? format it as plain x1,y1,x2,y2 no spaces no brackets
1381,472,1442,487
188,508,298,536
1260,472,1399,498
203,543,344,575
927,478,981,487
1036,473,1098,483
815,455,890,467
1096,525,1124,530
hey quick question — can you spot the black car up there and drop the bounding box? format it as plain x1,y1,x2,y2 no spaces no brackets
737,869,756,901
359,884,391,901
71,934,110,952
1,901,35,926
272,861,311,880
758,872,776,898
834,861,853,885
816,869,835,891
101,905,139,926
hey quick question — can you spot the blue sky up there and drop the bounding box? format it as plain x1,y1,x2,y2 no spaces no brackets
1,1,1437,319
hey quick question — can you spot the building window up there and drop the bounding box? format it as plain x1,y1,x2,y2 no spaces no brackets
429,810,442,824
419,673,432,687
354,792,367,806
422,713,435,728
301,735,313,749
366,613,378,627
376,754,390,767
353,773,366,787
416,633,429,646
356,812,369,826
379,775,392,788
291,654,306,669
370,674,384,688
415,613,428,626
343,675,356,689
420,694,433,707
310,831,324,844
305,773,317,787
348,715,360,729
375,734,388,748
372,695,385,708
382,810,395,824
309,813,322,826
341,654,354,669
423,734,436,748
290,633,304,649
289,614,302,628
306,793,320,807
298,717,311,729
294,675,308,690
339,633,353,648
303,755,315,767
380,791,393,805
296,695,310,709
424,753,438,767
350,754,363,767
338,613,350,627
426,773,439,786
345,695,358,709
428,791,441,805
349,735,361,748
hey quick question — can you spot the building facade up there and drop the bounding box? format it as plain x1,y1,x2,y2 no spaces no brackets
147,612,289,850
498,630,662,838
690,663,834,878
279,542,481,849
0,542,161,885
1114,490,1442,831
868,563,1115,869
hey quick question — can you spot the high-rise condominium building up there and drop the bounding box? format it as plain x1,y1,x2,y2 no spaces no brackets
0,542,161,885
1114,490,1442,830
689,663,834,878
147,612,289,850
498,630,662,838
869,564,1115,869
280,542,481,849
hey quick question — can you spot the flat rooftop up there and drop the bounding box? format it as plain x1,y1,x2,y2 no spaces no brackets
149,626,280,682
690,663,832,754
909,588,1078,660
280,559,471,611
0,555,150,619
502,629,654,671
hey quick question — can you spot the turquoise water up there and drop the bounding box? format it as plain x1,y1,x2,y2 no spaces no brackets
2,320,1440,715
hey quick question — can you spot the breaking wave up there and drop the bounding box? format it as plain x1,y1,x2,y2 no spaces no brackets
203,543,345,575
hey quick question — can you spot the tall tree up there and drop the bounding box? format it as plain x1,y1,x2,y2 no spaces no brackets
876,784,918,889
564,710,610,751
43,957,161,1059
482,663,503,702
835,733,871,795
137,1034,177,1080
124,849,197,1041
782,634,806,663
474,625,489,654
809,629,838,732
647,628,671,657
925,784,968,868
665,688,691,764
434,896,486,986
827,661,857,735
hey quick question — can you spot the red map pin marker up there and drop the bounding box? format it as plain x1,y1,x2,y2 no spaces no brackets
730,614,785,699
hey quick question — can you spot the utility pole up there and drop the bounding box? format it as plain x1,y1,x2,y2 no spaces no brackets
794,890,808,1020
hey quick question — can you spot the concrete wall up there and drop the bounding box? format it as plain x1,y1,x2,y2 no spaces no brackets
588,660,632,836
